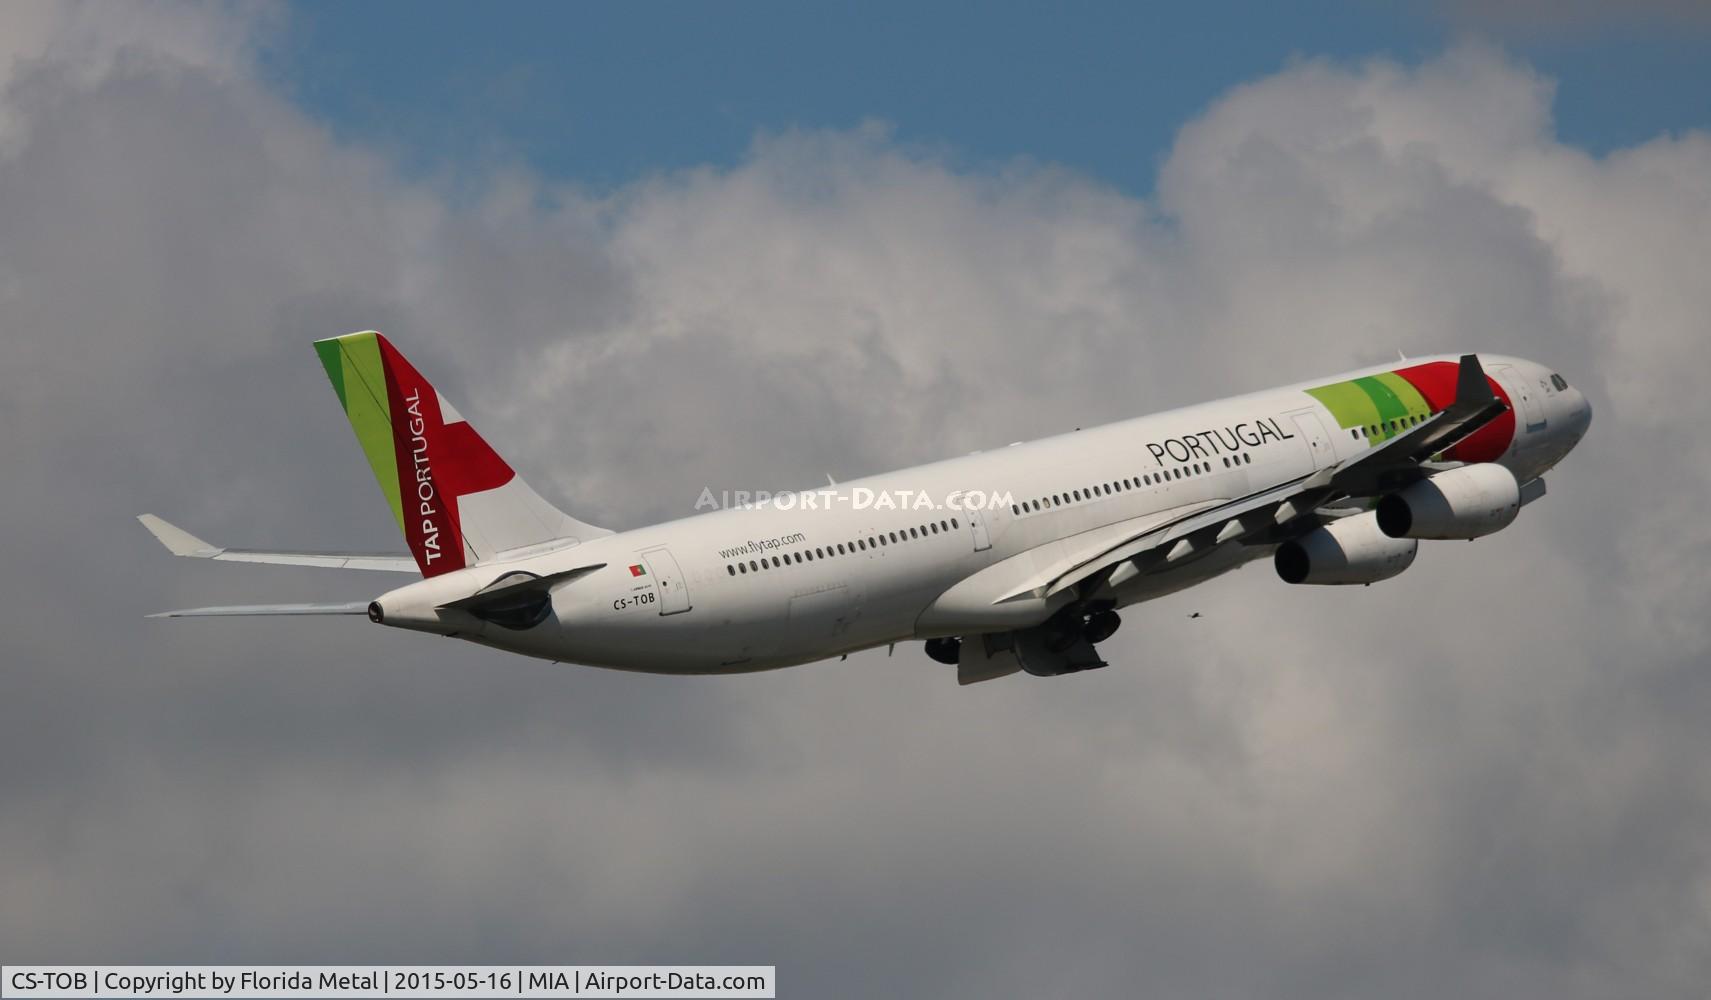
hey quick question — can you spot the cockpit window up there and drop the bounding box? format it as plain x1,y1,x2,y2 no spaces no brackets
1550,373,1569,391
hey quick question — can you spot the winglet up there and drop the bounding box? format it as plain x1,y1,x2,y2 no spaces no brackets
1455,354,1496,408
138,514,222,558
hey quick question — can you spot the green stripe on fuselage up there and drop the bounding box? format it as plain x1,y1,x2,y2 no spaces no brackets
1373,372,1429,419
1304,380,1380,430
1354,376,1409,427
1307,370,1435,444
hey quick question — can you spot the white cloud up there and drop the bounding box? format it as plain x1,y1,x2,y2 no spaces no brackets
1,5,1708,997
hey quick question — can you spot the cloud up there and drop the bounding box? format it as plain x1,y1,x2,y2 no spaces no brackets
1,5,1708,997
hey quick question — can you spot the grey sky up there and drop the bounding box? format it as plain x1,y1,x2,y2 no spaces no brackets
2,7,1708,998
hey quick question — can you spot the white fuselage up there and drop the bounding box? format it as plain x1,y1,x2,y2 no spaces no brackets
373,354,1591,673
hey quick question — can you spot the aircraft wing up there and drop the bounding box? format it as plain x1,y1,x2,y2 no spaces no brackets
1042,354,1509,600
138,514,418,573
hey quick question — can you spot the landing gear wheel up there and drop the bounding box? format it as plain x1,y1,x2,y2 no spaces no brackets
1083,610,1122,644
924,637,962,665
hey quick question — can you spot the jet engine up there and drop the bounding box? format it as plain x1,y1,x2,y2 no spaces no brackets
1275,511,1418,586
1376,463,1520,540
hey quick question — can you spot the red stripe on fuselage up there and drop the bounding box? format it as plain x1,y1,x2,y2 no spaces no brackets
1393,361,1515,463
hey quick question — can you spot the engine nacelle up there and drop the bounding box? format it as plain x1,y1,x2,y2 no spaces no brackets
1275,511,1418,586
1376,463,1520,540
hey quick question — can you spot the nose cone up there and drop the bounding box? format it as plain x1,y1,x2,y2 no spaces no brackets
1567,387,1592,443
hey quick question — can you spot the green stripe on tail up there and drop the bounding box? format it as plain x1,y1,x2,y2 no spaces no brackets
314,331,406,534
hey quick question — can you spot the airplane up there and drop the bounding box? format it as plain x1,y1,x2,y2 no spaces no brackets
141,331,1592,684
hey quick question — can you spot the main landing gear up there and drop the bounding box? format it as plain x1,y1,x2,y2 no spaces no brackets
924,636,962,665
1080,608,1123,645
923,603,1124,679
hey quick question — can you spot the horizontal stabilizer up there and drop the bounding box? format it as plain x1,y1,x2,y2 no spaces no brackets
138,514,418,573
147,602,371,619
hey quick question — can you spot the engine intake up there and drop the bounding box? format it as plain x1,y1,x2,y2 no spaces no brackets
1276,511,1417,586
1377,463,1520,540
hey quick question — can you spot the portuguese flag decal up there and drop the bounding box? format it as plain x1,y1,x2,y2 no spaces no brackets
628,564,647,577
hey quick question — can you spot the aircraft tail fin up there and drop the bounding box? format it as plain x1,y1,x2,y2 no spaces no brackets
313,331,609,577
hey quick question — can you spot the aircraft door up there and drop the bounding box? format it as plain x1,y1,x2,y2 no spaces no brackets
639,547,692,615
967,508,992,552
1291,411,1334,471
